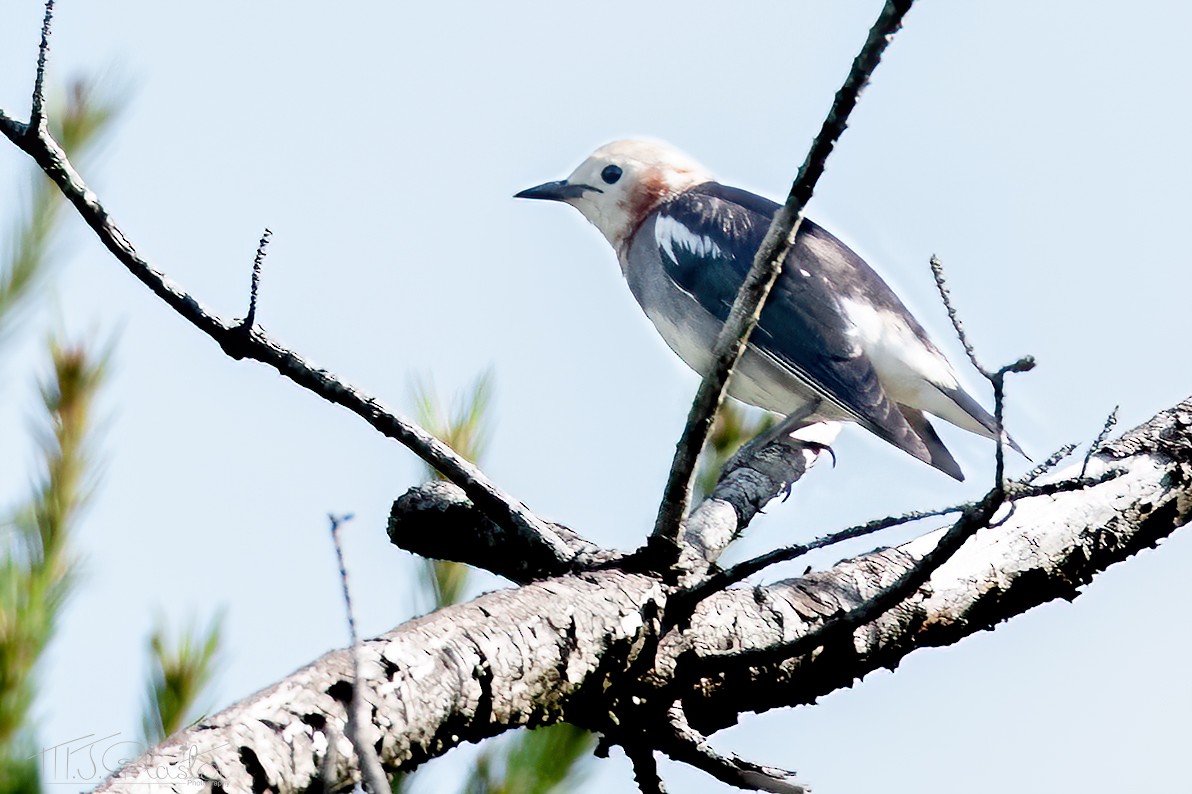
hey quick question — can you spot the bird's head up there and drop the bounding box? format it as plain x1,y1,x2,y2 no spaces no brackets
515,139,714,249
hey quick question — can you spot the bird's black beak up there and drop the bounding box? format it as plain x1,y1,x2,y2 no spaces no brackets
514,180,600,202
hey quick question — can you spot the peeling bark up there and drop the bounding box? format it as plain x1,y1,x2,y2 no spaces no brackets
96,399,1192,793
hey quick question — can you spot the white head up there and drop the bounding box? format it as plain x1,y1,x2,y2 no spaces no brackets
515,139,715,249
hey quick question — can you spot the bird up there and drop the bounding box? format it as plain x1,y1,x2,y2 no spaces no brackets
515,138,1020,480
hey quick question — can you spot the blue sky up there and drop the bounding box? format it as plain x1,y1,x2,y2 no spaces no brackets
2,1,1190,791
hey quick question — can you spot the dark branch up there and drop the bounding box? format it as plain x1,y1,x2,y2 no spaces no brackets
672,501,966,623
1018,442,1077,484
0,116,567,559
685,457,1108,677
930,254,1034,484
928,254,987,377
241,227,272,331
388,481,621,582
626,743,667,794
30,0,55,130
660,704,806,794
329,514,389,794
651,0,918,551
92,398,1192,793
1082,406,1119,478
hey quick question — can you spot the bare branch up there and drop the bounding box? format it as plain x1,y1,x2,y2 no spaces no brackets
652,0,918,551
678,427,838,572
388,481,621,582
30,0,55,131
670,500,968,624
930,254,1033,485
1082,405,1119,478
0,118,568,559
1017,442,1077,484
92,398,1192,793
328,514,390,794
241,227,272,331
660,704,806,794
990,358,1034,485
928,254,987,377
674,470,1119,628
688,474,1017,675
625,743,667,794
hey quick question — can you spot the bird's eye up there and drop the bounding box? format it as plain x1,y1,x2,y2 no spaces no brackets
601,164,623,185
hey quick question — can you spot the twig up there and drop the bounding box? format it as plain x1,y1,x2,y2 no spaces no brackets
990,359,1034,486
1082,406,1119,478
30,0,55,131
1017,443,1076,484
0,102,567,560
626,743,667,794
682,439,1127,680
651,0,918,552
689,473,1021,674
929,254,986,376
930,254,1033,485
660,704,807,794
242,228,271,330
669,501,966,627
668,469,1117,629
328,513,389,794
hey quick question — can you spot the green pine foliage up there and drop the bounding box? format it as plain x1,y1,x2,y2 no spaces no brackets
695,400,777,502
141,614,224,743
0,78,120,794
0,341,106,793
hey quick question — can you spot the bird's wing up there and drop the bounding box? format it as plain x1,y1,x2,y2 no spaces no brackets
651,183,933,464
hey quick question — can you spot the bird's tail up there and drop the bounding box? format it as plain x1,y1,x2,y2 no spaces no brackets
933,382,1027,458
898,406,965,481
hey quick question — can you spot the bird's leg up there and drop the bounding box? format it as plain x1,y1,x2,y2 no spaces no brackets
723,398,826,475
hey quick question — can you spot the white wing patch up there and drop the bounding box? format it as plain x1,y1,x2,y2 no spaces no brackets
839,297,959,399
654,215,723,264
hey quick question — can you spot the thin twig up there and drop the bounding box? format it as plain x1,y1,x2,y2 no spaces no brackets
684,465,1126,677
929,254,987,377
651,0,918,551
930,254,1033,485
242,228,271,330
669,501,968,626
1082,406,1119,478
329,513,390,794
1017,443,1077,484
668,468,1117,629
661,704,807,794
30,0,55,131
991,360,1035,487
0,114,568,560
691,489,1004,674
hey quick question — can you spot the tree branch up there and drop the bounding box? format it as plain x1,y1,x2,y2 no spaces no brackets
328,514,389,794
652,0,917,551
96,399,1192,793
659,704,806,794
667,398,1192,733
677,427,838,574
388,481,620,582
0,94,565,560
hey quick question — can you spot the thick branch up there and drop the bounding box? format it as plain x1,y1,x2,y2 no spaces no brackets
389,481,620,582
667,398,1192,732
677,428,837,575
653,0,916,549
98,399,1192,793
